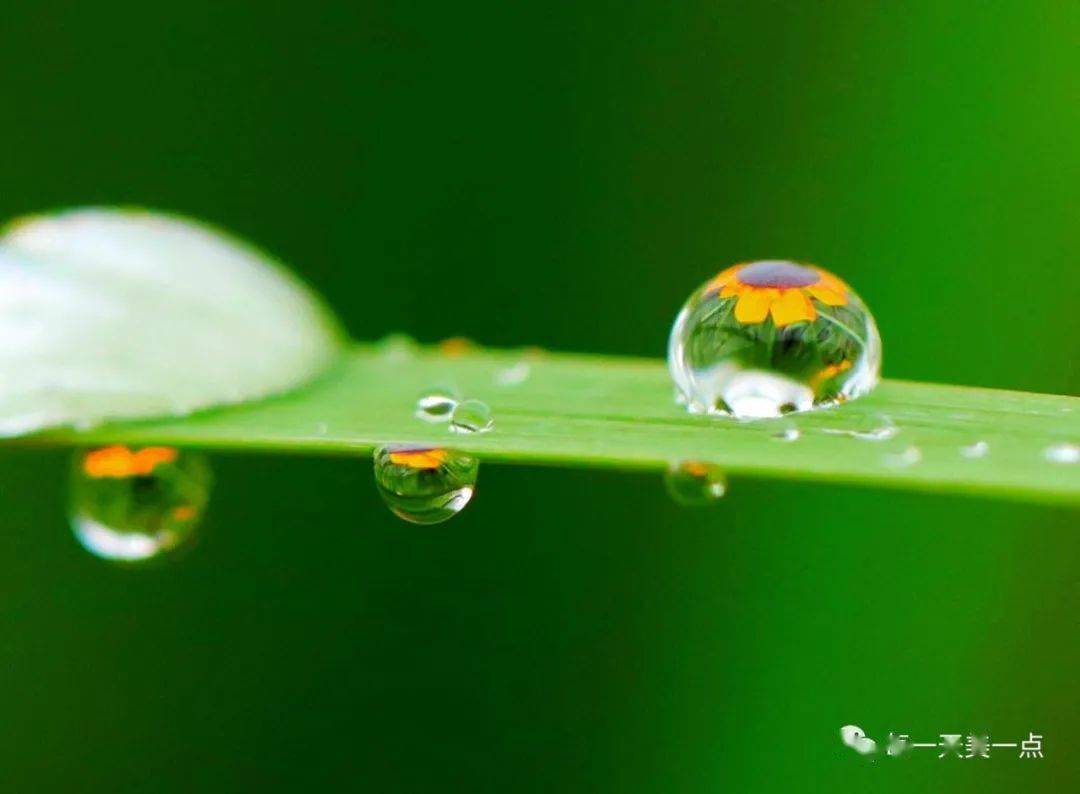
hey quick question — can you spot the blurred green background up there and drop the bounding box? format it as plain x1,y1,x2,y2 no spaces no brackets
0,2,1076,791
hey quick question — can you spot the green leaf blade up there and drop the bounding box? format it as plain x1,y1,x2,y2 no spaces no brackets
26,345,1080,504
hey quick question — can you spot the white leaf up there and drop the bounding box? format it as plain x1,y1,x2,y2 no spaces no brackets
0,208,345,436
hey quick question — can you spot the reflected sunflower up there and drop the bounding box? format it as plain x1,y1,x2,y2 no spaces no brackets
705,260,848,327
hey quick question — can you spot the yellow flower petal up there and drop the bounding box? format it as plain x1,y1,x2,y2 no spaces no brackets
805,284,846,306
720,282,745,298
704,265,742,294
734,288,777,323
770,289,816,327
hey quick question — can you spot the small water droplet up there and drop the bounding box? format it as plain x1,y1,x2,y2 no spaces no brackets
1044,443,1080,464
823,416,898,441
438,336,475,357
375,333,418,361
69,446,212,562
450,399,494,434
494,362,531,386
668,260,881,419
883,445,922,468
664,461,727,506
373,445,478,524
315,422,329,435
415,386,459,423
771,426,801,442
959,440,989,459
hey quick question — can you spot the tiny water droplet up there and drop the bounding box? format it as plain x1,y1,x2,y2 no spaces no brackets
375,333,418,360
771,426,801,442
959,440,989,459
415,386,459,422
494,361,531,386
69,446,212,563
664,461,727,506
373,445,478,525
823,416,898,441
315,422,329,435
438,336,475,357
450,399,494,434
1044,443,1080,464
668,260,881,418
883,445,922,468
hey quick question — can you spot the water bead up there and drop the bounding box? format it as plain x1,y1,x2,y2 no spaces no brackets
373,445,478,524
668,260,881,419
449,399,494,434
69,445,212,562
664,461,727,506
415,386,459,422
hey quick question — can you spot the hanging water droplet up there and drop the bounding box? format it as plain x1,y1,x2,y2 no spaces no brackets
664,461,727,506
959,440,989,459
415,386,459,423
450,399,494,434
373,445,478,524
668,260,881,419
1044,443,1080,464
494,361,531,386
69,445,212,563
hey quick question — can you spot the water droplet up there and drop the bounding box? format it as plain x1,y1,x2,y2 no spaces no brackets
668,260,881,419
373,445,478,524
450,399,494,434
883,445,922,468
415,386,459,423
315,422,329,435
438,336,475,357
771,425,801,442
494,362,531,386
69,446,212,562
1044,443,1079,464
822,416,898,441
959,440,989,459
375,333,418,361
664,461,727,506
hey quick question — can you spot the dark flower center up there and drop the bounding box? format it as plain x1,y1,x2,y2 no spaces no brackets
738,260,819,288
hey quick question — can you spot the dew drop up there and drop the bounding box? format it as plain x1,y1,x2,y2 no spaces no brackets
415,386,459,423
373,445,478,524
771,426,801,442
1044,443,1080,464
69,446,212,563
450,399,494,434
664,461,727,506
959,440,989,459
822,416,898,441
883,445,922,468
494,361,531,387
668,260,881,419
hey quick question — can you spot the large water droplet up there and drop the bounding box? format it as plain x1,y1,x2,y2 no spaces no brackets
69,445,212,562
664,461,727,506
373,445,478,524
450,399,494,434
415,386,459,423
668,260,881,419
